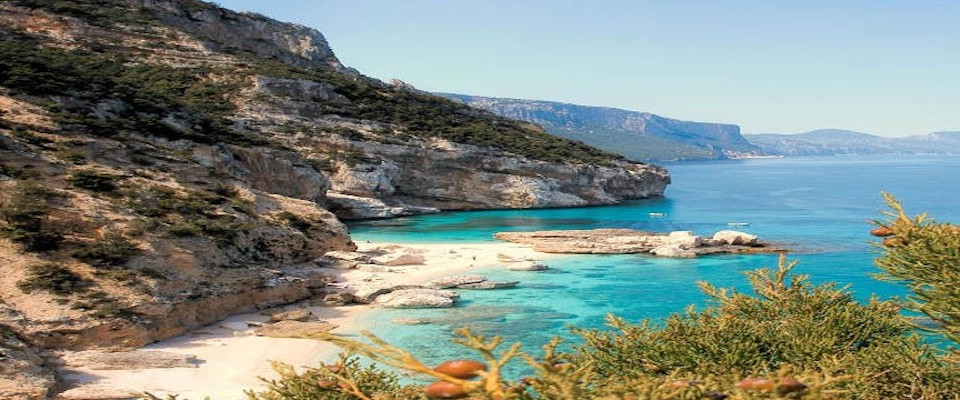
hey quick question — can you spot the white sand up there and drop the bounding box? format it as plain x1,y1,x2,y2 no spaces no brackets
57,241,550,400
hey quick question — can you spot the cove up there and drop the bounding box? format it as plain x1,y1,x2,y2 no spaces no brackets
345,155,960,378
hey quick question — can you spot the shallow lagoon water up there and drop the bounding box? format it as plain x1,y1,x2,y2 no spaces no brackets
346,155,960,378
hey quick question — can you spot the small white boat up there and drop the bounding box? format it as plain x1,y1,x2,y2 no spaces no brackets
649,212,666,217
727,222,750,226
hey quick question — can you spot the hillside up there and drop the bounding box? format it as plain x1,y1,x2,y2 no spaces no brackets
438,93,763,161
746,129,960,156
0,0,669,397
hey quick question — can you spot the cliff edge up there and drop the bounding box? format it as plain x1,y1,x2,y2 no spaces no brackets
0,2,668,396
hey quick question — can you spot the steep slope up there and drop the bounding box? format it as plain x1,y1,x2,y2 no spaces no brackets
438,93,762,161
746,129,960,156
0,0,670,379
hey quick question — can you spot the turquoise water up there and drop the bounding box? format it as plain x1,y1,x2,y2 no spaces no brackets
345,155,960,378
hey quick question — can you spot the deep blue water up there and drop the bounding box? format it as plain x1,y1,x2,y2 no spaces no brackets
343,155,960,378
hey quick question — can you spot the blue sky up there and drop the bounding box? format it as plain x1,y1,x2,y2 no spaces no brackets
216,1,959,137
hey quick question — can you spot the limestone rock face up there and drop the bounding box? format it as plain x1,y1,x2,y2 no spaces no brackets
196,144,329,205
666,231,703,248
323,138,670,214
0,0,671,378
137,0,350,72
437,93,761,161
0,326,55,400
326,191,413,220
374,289,460,309
712,230,759,245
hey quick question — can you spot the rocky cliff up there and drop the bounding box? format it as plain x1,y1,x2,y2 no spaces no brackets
438,93,762,161
242,76,669,219
0,2,669,395
746,129,960,156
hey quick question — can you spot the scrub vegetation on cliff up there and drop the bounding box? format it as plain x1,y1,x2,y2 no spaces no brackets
0,1,669,396
3,0,623,166
249,197,960,400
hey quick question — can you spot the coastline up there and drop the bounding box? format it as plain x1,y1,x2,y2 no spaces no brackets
56,240,554,400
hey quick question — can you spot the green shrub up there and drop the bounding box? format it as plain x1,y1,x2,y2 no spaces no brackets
277,211,313,232
0,27,261,146
10,129,53,148
71,231,138,267
248,355,425,400
130,185,251,241
211,183,238,198
8,0,156,27
0,163,37,179
17,262,91,295
55,146,89,164
873,193,960,349
0,181,62,251
67,170,118,193
71,290,140,320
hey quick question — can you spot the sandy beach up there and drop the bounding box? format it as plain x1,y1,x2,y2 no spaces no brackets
56,241,552,400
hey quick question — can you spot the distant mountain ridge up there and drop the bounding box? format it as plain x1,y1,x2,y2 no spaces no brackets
746,129,960,156
437,93,763,161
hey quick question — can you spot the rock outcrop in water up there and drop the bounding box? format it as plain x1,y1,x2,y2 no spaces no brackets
494,229,783,258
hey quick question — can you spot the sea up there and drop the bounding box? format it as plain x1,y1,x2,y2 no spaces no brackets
344,155,960,378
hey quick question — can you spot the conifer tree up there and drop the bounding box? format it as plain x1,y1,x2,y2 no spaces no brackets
873,193,960,353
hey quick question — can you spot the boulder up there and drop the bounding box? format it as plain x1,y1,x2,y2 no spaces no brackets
254,320,338,338
456,281,520,290
325,191,410,220
666,231,703,247
371,251,425,266
508,261,548,271
374,289,460,309
320,291,353,306
496,229,661,254
424,275,487,289
346,283,422,303
712,230,758,246
650,245,698,258
267,309,317,323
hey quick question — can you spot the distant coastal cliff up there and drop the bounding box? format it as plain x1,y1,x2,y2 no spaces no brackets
437,93,763,161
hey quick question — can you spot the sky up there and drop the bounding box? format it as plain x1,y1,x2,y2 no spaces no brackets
215,0,960,137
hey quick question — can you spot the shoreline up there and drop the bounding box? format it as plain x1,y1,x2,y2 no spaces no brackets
56,240,554,400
